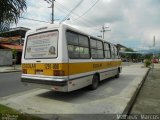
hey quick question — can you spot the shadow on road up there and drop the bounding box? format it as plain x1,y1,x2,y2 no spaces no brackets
37,75,133,104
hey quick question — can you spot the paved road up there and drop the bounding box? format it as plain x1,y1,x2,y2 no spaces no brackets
0,62,140,97
122,62,142,66
0,72,35,97
0,64,148,117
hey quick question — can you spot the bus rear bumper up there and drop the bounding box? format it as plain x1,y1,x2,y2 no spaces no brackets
21,74,68,92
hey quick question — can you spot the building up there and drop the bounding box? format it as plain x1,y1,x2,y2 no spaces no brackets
117,44,128,52
0,49,12,66
0,27,30,65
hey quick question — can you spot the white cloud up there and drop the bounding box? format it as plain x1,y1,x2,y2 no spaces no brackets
14,0,160,50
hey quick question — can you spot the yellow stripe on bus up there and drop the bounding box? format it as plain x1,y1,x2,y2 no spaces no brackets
22,61,122,76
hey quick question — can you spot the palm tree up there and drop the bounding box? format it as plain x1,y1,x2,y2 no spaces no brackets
0,0,26,32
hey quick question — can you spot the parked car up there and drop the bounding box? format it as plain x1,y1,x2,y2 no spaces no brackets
151,58,159,63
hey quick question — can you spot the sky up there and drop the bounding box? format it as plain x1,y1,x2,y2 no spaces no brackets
12,0,160,51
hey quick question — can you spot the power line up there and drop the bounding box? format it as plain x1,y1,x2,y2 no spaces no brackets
55,1,70,12
20,1,101,32
72,0,100,22
55,1,102,32
56,1,99,27
21,2,98,28
20,17,50,23
55,3,68,14
60,0,84,23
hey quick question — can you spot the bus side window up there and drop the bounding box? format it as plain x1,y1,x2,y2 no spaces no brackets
90,39,97,58
104,43,111,59
66,31,90,59
116,46,120,59
114,46,119,59
90,39,104,59
68,45,79,58
78,35,90,59
110,45,115,59
97,41,104,59
67,32,78,45
67,32,79,58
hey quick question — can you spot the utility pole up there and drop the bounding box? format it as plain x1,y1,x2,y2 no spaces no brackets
153,35,156,58
44,0,55,24
153,35,155,47
51,0,54,24
100,24,111,39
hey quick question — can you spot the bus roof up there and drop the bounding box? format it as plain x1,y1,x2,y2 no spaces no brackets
26,23,115,46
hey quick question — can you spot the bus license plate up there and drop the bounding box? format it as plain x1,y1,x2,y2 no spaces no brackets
36,70,43,75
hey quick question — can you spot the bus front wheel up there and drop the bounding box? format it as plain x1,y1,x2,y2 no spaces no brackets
90,74,99,90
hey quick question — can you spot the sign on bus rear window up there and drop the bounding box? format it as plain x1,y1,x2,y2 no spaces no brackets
25,31,58,59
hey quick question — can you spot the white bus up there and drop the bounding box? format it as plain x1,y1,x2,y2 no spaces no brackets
21,24,122,92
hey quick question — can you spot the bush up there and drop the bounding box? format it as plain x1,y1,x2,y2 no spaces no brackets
144,59,151,67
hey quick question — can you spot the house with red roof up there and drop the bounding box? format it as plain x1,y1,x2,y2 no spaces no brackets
0,27,30,65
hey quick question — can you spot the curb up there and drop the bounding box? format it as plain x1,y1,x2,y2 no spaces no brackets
122,67,151,115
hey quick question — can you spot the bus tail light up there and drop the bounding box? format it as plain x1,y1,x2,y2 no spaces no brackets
22,69,27,74
54,70,65,76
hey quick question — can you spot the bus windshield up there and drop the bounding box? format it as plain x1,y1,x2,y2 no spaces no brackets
25,31,58,59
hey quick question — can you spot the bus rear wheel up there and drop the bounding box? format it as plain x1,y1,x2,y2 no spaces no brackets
90,74,99,90
115,69,120,78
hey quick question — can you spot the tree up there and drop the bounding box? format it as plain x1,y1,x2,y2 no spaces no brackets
144,54,152,60
0,0,26,32
125,48,134,52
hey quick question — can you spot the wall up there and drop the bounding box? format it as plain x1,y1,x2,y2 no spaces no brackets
0,49,12,66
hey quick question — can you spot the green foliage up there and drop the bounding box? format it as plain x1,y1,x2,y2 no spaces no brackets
144,54,152,60
144,59,151,67
0,0,27,32
0,104,18,114
0,104,43,120
12,49,17,67
12,48,17,59
125,48,134,52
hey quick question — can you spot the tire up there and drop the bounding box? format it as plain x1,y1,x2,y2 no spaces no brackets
115,70,120,78
90,74,99,90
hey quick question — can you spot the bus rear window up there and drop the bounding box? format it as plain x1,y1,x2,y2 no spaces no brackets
25,31,58,59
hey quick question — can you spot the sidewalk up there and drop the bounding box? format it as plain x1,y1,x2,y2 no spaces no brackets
0,65,21,73
131,63,160,114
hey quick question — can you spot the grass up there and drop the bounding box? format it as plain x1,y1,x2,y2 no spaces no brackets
0,104,44,120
